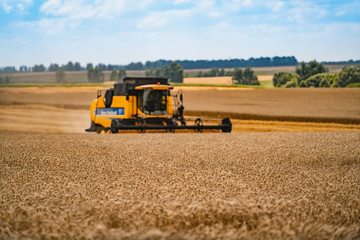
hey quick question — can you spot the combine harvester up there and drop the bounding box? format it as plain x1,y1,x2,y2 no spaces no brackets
86,77,232,133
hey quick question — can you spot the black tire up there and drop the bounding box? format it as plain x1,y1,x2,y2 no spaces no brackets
194,118,203,133
104,89,114,108
96,125,104,134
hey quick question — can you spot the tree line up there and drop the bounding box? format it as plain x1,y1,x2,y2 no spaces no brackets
2,57,360,73
125,56,298,70
273,61,360,88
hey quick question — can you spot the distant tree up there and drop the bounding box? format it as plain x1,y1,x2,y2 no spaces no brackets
243,68,260,85
48,63,60,72
110,70,118,81
87,68,104,83
96,63,106,71
74,62,81,71
284,81,297,88
117,68,127,83
219,68,225,76
232,68,243,84
56,69,67,84
107,64,113,71
273,72,298,87
86,63,93,70
144,63,183,82
233,67,259,85
304,73,333,88
335,66,360,87
296,60,328,82
65,61,74,71
125,62,144,70
145,68,155,77
155,68,163,78
33,64,46,72
19,66,28,72
161,65,170,79
169,62,183,83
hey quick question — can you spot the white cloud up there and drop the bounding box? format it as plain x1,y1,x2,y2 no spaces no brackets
174,0,191,4
287,2,328,23
40,0,126,19
136,9,193,28
267,1,284,12
335,1,360,16
1,0,32,13
221,0,253,12
136,0,153,9
1,0,12,13
18,18,72,34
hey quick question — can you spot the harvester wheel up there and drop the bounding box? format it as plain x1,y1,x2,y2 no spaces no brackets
194,118,204,133
96,125,104,134
136,118,146,133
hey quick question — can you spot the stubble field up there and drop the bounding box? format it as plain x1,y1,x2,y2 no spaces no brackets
0,86,360,239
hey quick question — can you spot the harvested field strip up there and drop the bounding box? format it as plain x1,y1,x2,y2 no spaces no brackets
1,131,359,239
185,110,360,125
1,105,359,134
231,119,360,132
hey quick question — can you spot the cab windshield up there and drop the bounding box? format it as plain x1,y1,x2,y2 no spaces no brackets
137,90,167,115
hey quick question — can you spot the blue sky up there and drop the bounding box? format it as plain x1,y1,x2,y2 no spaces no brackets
1,0,359,68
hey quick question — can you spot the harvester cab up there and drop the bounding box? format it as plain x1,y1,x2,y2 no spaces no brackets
85,77,231,133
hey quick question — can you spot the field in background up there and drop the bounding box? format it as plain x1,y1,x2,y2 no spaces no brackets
0,64,351,85
0,87,359,134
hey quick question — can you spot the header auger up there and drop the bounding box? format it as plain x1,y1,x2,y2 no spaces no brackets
85,77,232,134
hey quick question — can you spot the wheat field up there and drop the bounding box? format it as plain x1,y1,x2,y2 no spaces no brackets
1,131,359,239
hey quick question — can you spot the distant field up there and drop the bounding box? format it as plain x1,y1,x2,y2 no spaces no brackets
184,76,233,85
1,64,354,85
0,70,145,84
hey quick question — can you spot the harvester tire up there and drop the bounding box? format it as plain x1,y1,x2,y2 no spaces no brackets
96,125,104,134
104,89,114,108
194,118,204,133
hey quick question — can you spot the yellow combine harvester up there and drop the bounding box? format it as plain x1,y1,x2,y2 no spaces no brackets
85,77,232,133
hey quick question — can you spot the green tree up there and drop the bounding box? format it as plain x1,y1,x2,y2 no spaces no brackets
160,66,169,78
48,63,60,72
145,68,154,77
65,61,74,71
56,69,67,84
335,66,360,87
233,67,259,85
74,62,81,71
110,70,118,81
243,67,260,85
232,68,243,84
219,68,225,76
296,60,328,82
273,72,298,87
117,68,127,83
33,64,46,72
86,63,93,70
155,68,162,77
305,73,332,88
168,62,183,83
87,68,104,83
